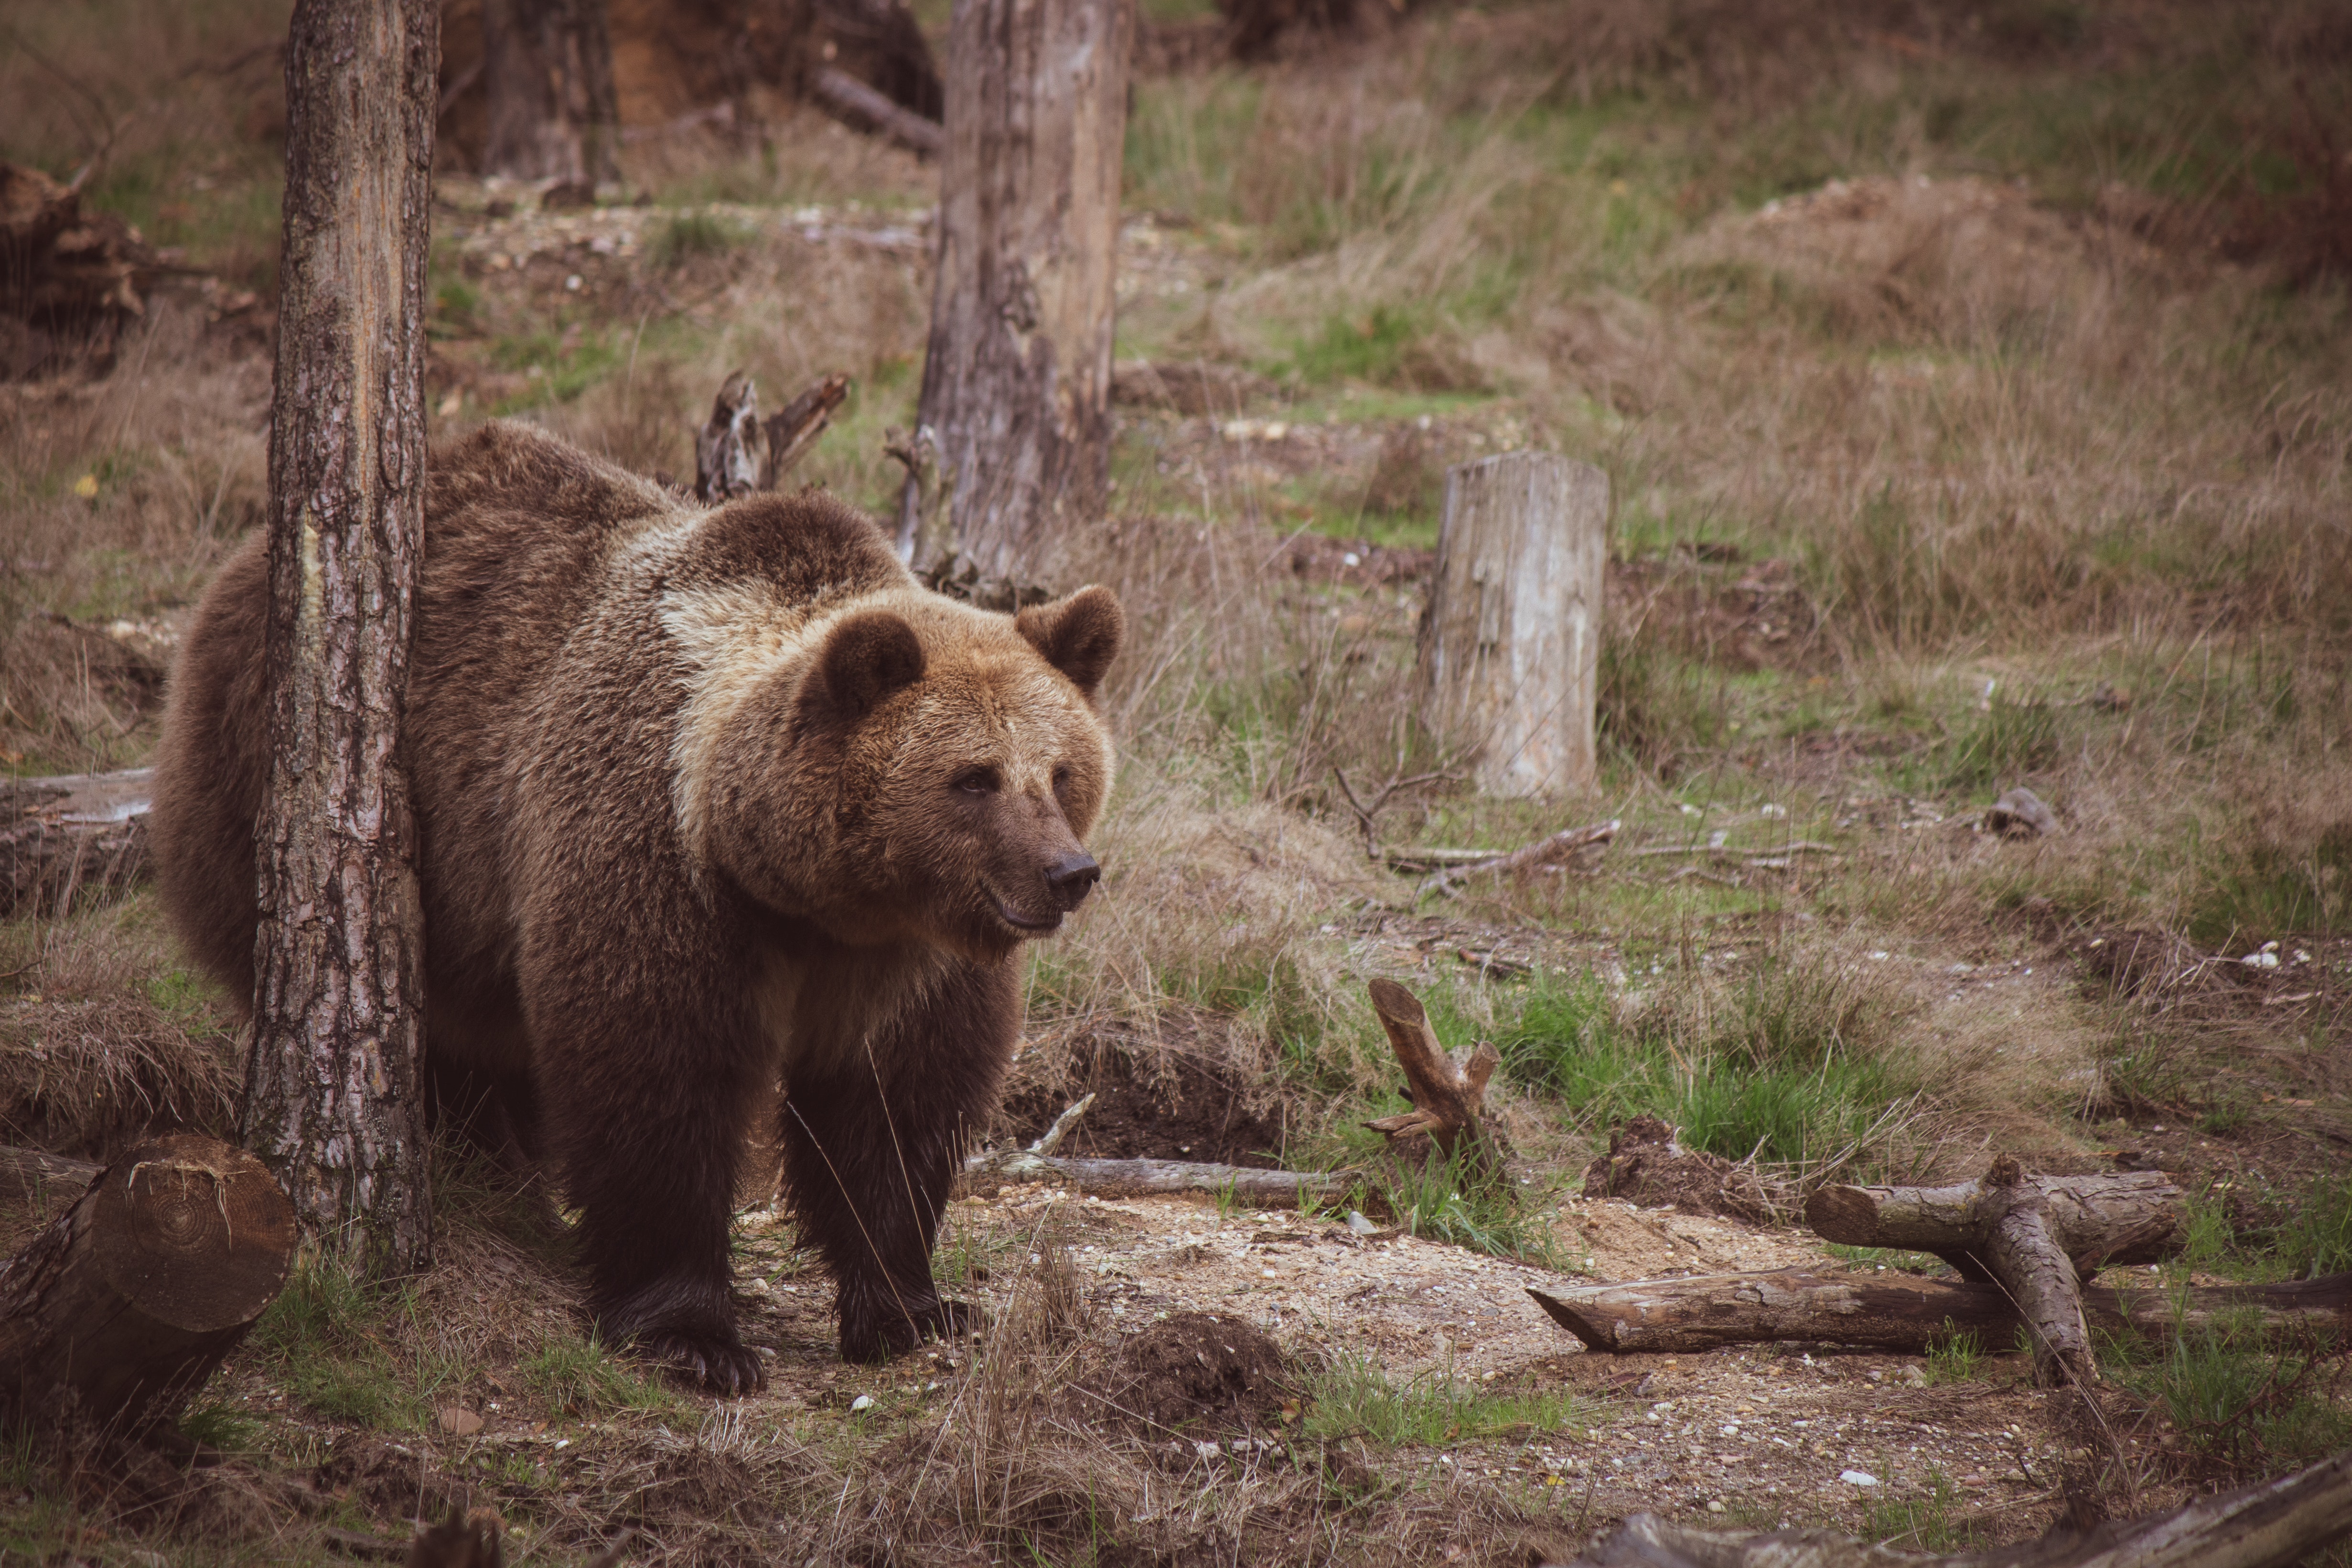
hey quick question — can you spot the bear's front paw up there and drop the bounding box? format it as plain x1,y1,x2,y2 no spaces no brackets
598,1277,767,1394
636,1326,769,1395
840,1294,984,1363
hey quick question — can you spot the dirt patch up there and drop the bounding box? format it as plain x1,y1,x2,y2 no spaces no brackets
1581,1115,1785,1224
1001,1044,1290,1168
1083,1312,1292,1437
1278,531,1432,589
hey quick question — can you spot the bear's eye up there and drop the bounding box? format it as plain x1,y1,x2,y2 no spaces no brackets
1051,765,1073,797
953,767,999,796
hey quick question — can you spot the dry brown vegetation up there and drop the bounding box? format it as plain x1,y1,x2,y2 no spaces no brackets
3,0,2351,1562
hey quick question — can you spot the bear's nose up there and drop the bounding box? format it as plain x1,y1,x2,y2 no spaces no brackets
1046,851,1100,910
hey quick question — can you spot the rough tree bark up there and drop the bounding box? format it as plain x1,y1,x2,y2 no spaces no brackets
0,1135,295,1432
482,0,620,186
900,0,1133,580
247,0,438,1274
1417,451,1609,797
1526,1269,2352,1356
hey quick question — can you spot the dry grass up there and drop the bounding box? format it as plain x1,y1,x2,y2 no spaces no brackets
5,1,2352,1557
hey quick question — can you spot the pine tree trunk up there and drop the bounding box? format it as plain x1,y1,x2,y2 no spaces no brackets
483,0,620,186
248,0,437,1276
902,0,1132,580
1417,451,1609,797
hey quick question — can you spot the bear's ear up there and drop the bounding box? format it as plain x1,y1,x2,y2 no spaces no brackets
807,609,925,722
1016,585,1124,700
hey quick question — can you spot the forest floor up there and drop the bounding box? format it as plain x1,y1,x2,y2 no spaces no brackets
4,0,2351,1562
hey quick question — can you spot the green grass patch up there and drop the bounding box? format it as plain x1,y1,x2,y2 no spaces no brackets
251,1261,429,1430
1302,1353,1594,1446
1491,959,1922,1174
520,1331,677,1419
1863,1471,1979,1552
2105,1312,2352,1471
1374,1143,1559,1265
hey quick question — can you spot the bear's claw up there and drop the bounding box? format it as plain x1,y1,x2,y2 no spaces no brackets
637,1327,768,1395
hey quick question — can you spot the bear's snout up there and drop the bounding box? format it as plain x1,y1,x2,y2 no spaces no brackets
1045,850,1100,912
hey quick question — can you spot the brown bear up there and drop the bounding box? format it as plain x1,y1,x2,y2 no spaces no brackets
149,420,1121,1392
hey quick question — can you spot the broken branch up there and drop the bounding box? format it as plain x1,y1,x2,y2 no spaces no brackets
1418,817,1619,897
1363,977,1497,1159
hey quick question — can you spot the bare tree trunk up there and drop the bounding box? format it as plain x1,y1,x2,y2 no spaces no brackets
902,0,1133,581
483,0,620,186
1417,452,1609,797
248,0,438,1275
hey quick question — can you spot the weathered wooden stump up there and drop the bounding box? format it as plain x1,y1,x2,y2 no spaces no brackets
903,0,1132,580
0,1134,296,1431
1416,451,1608,797
1362,978,1499,1162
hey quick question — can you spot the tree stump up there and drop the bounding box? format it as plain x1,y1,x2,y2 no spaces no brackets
902,0,1133,581
481,0,620,186
0,1135,295,1432
1362,978,1499,1162
1416,451,1609,797
247,0,439,1274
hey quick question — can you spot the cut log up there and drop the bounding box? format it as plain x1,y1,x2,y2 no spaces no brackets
1363,977,1498,1160
962,1148,1347,1203
1550,1443,2352,1567
1806,1169,2183,1277
1525,1268,2352,1356
1416,451,1609,798
0,1134,296,1431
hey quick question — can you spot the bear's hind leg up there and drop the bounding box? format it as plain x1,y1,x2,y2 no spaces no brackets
779,962,1013,1362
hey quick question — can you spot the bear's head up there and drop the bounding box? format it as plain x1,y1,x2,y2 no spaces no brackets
704,584,1124,958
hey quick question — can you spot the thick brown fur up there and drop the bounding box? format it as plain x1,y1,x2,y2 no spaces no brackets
149,421,1122,1392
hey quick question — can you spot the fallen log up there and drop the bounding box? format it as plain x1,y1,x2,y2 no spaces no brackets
0,1144,103,1208
0,1133,295,1432
1806,1168,2183,1276
1806,1158,2182,1387
962,1148,1348,1203
2,768,155,919
1363,977,1498,1160
810,66,945,157
1526,1268,2352,1355
1551,1442,2352,1568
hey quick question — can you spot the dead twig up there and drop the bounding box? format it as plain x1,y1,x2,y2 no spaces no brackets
1419,818,1620,897
1330,765,1453,860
